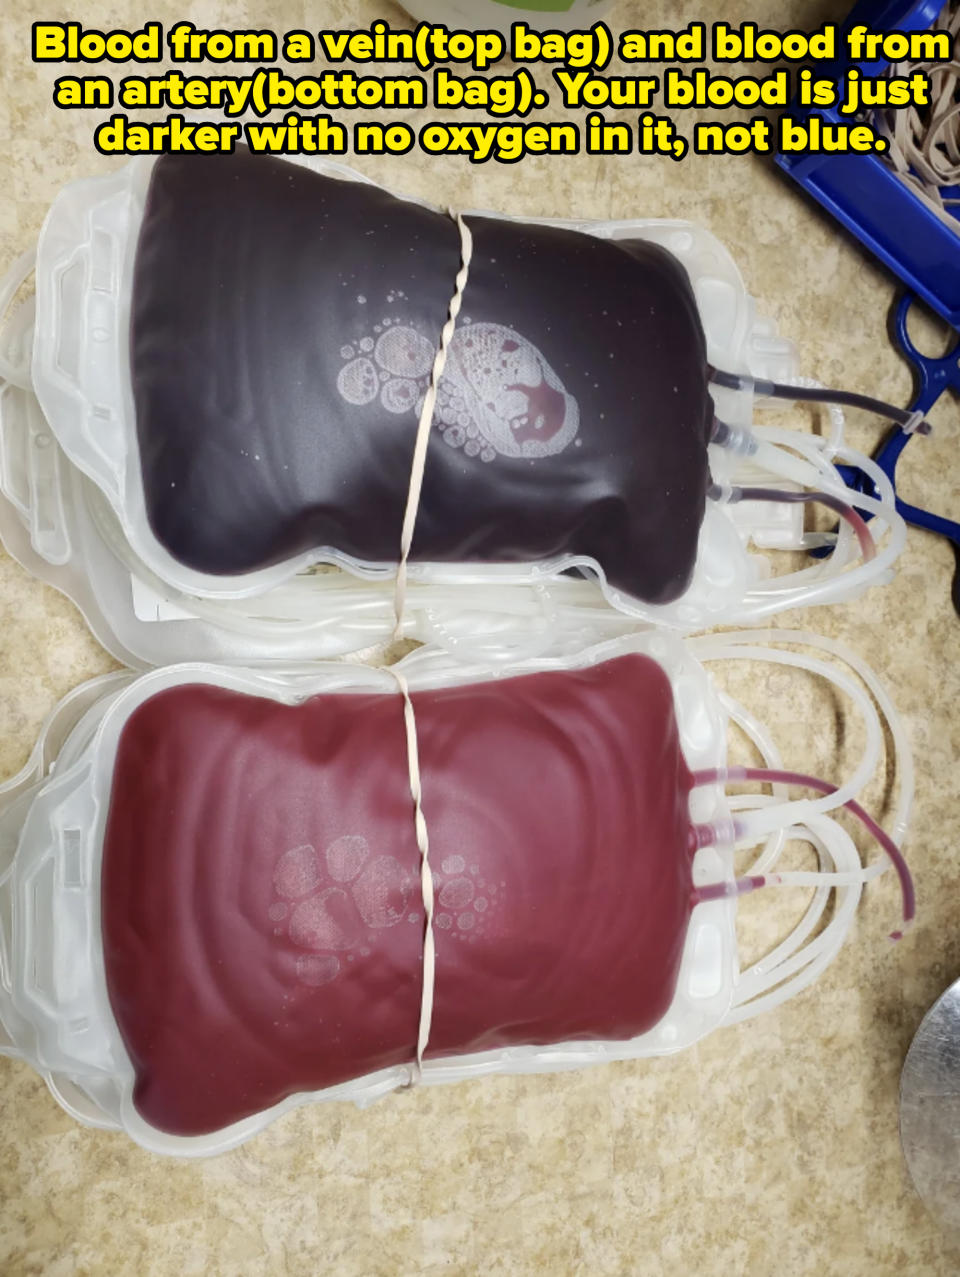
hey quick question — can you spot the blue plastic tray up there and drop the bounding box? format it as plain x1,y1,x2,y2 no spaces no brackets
776,0,960,326
777,0,960,609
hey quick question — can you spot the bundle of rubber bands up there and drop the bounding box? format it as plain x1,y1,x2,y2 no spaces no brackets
877,0,960,218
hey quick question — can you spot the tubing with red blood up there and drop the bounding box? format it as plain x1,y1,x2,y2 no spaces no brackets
708,365,932,434
709,482,877,564
689,766,914,939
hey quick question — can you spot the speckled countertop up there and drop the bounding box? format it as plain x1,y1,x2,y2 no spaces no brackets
1,0,959,1272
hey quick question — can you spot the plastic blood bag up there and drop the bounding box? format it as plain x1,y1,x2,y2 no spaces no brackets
129,150,711,605
101,654,696,1136
0,632,913,1154
0,149,910,659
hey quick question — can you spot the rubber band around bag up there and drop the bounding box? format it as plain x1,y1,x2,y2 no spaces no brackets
390,209,473,1084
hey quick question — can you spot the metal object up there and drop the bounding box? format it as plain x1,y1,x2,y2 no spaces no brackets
900,976,960,1233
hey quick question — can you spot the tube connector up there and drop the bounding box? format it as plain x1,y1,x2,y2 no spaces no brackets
902,410,932,437
707,481,741,505
690,818,741,851
693,874,772,906
695,766,748,784
710,417,760,457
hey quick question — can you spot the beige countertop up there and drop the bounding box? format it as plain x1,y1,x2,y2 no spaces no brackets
1,0,959,1272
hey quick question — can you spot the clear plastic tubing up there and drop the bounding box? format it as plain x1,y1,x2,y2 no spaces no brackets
710,483,876,562
687,637,885,830
708,365,931,433
714,689,788,873
709,419,905,609
725,819,863,1021
691,628,914,846
0,248,35,389
742,445,905,605
691,766,915,929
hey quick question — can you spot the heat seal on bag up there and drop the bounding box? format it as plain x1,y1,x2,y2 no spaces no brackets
0,151,907,665
0,631,913,1156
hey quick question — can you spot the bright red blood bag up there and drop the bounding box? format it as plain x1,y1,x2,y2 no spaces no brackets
0,634,909,1155
101,654,694,1137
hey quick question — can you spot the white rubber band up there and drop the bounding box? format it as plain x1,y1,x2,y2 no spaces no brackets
390,212,472,1084
393,211,473,640
387,667,436,1083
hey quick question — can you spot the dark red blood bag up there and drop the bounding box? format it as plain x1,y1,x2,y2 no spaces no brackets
101,654,695,1136
130,150,712,603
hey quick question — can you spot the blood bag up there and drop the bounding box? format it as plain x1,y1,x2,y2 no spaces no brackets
0,631,912,1155
0,151,906,666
